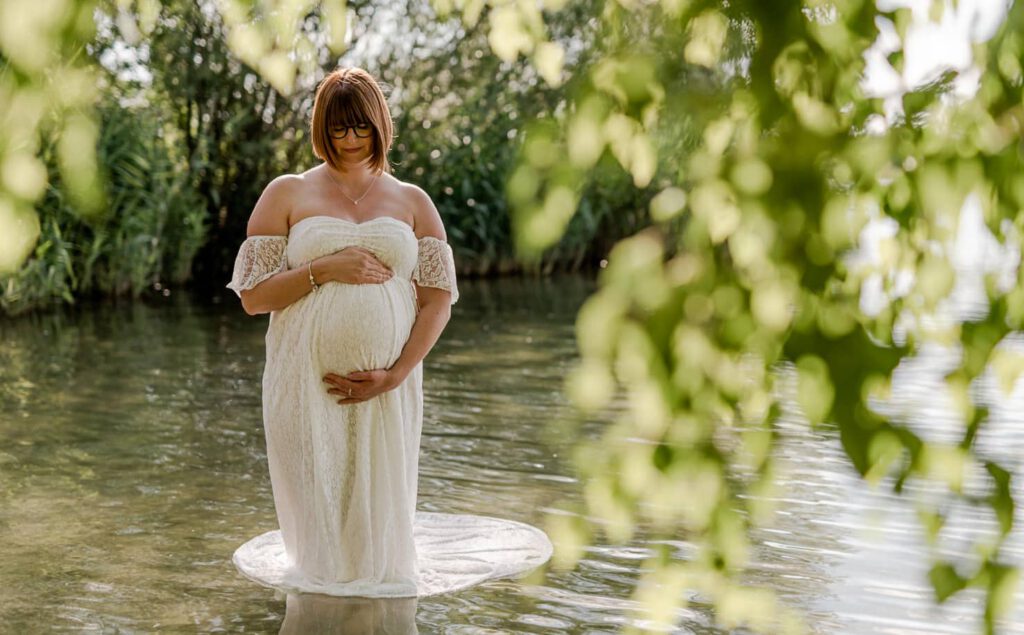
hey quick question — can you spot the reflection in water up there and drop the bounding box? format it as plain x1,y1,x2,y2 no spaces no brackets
280,593,418,635
0,273,1022,633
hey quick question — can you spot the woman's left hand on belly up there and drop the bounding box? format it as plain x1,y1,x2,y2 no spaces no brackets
322,369,402,405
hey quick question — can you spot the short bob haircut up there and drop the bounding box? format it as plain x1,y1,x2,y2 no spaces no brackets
310,67,394,175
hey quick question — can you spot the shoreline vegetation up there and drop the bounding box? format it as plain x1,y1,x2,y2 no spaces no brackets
0,165,648,316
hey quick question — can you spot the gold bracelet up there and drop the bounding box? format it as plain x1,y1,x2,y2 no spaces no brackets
307,261,320,292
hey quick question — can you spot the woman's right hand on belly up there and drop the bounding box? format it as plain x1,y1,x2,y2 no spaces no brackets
316,247,393,284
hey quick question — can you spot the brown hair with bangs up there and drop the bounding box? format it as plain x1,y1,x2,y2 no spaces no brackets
310,67,394,174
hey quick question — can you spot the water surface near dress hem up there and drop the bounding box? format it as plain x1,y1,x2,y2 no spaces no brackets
233,511,554,597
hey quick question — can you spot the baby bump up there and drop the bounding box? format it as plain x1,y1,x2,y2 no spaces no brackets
310,279,417,373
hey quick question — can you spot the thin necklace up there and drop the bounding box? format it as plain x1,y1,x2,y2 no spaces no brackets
325,167,378,206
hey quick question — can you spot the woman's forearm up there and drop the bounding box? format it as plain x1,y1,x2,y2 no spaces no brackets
241,259,328,315
388,295,452,384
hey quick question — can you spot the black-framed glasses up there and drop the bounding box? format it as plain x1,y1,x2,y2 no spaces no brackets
330,123,373,139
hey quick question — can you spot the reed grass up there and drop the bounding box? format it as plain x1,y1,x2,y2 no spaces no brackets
1,102,206,316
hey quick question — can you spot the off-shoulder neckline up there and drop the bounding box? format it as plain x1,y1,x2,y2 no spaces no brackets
289,214,416,236
242,215,450,242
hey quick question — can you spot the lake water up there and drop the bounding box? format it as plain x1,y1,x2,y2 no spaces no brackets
1,275,1021,633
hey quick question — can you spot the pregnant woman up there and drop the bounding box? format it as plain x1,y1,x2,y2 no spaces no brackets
226,67,551,598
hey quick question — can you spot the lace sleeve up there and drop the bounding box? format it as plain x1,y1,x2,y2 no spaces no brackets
413,236,459,304
226,235,288,298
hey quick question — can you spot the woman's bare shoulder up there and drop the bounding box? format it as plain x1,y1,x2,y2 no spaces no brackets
380,173,420,198
391,177,446,240
246,173,305,237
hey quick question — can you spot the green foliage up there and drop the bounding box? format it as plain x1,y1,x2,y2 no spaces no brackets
0,0,103,274
1,98,206,314
131,0,315,288
495,0,1024,632
376,0,663,275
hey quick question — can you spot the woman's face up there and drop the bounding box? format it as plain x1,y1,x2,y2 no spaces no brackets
329,122,374,164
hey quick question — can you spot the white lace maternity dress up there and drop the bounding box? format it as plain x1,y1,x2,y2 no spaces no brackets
226,214,552,597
